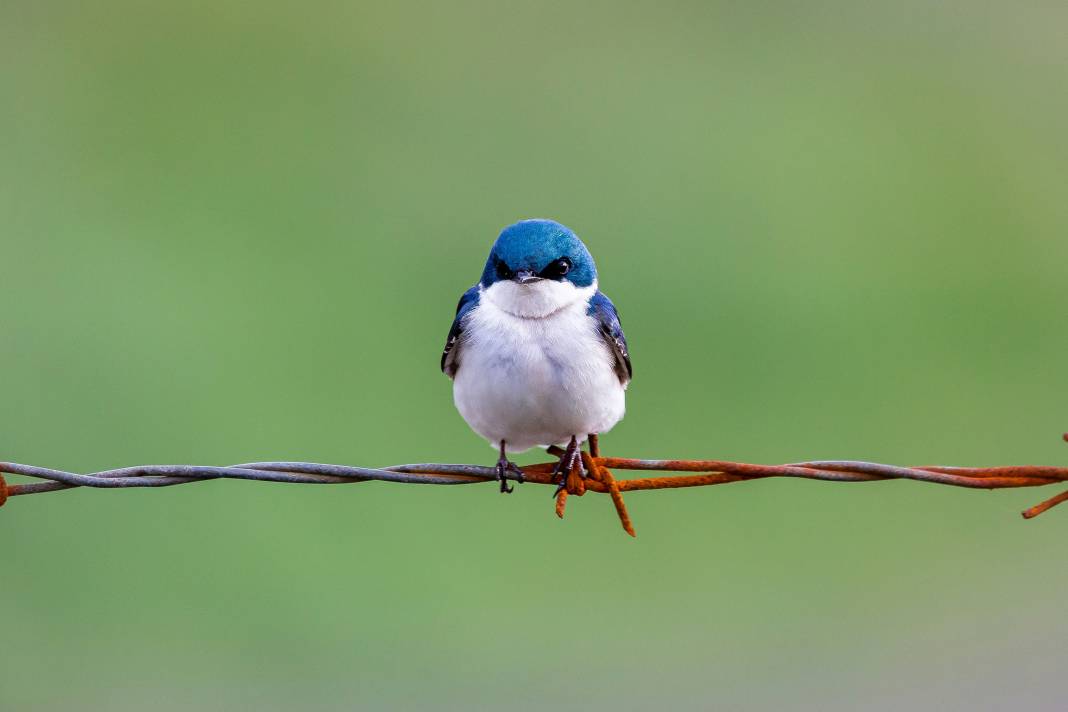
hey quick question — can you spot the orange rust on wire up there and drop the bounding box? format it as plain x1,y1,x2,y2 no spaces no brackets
917,465,1066,481
555,489,568,518
547,444,635,534
1022,489,1068,519
588,434,637,534
595,458,1068,488
615,473,746,491
583,451,635,536
0,474,7,508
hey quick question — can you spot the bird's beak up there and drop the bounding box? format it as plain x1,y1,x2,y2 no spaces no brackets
514,270,542,285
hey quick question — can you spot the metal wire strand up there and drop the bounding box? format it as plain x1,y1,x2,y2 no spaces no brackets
4,433,1068,537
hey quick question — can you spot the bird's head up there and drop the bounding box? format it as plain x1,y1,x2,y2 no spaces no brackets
479,219,597,318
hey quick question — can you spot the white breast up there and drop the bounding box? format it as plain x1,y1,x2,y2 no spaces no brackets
453,281,626,453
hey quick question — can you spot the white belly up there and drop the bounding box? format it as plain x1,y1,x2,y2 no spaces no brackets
453,298,626,453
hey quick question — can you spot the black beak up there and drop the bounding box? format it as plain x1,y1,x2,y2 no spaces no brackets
514,270,542,285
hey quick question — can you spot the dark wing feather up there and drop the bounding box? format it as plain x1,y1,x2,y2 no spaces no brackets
441,285,480,378
587,291,632,385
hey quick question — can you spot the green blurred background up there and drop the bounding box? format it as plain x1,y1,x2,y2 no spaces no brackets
3,1,1067,710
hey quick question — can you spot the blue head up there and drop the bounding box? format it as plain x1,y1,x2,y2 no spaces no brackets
480,219,597,289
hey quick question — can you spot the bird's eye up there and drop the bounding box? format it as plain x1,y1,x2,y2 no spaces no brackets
496,260,512,280
541,257,572,279
543,258,570,278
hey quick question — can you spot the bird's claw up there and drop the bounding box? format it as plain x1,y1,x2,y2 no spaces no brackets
495,456,524,494
551,435,586,496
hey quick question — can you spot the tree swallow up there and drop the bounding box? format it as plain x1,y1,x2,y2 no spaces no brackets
441,219,632,493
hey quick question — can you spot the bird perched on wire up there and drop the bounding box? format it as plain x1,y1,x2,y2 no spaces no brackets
441,219,632,494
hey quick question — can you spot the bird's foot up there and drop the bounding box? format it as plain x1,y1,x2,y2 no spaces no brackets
495,455,525,494
552,435,586,497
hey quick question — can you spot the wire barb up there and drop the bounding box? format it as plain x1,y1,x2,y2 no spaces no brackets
3,435,1068,536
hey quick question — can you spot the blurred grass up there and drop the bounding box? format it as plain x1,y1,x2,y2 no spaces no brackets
2,1,1067,710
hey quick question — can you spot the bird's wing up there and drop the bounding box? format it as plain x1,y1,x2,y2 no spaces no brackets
588,291,632,386
441,285,481,378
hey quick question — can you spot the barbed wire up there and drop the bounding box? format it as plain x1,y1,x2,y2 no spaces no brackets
3,433,1068,536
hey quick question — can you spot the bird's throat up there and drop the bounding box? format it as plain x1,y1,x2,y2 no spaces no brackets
483,280,597,319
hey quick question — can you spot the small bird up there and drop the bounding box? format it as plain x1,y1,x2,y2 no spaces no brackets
441,219,632,493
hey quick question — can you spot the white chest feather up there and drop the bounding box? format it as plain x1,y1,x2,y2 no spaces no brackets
452,280,626,452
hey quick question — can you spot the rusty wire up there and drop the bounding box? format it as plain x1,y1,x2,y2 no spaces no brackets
3,433,1068,537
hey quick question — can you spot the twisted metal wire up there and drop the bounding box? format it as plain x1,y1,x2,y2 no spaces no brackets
4,433,1068,536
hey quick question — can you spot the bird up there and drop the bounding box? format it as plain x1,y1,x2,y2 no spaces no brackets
441,219,632,494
